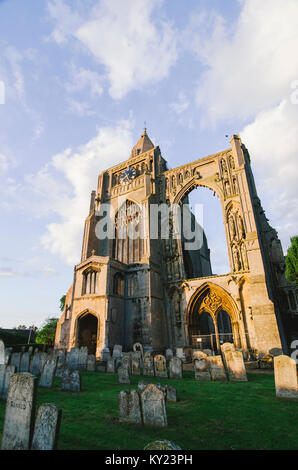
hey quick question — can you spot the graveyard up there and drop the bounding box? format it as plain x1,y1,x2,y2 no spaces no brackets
0,343,298,450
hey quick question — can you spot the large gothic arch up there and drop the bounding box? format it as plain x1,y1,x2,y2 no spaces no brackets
186,282,242,351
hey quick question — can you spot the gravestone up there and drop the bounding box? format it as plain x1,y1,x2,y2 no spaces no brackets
154,355,168,378
61,370,81,392
121,353,132,373
165,348,174,361
66,348,80,370
10,352,21,372
31,353,42,376
140,384,167,428
0,339,5,364
131,352,141,376
78,347,88,370
101,348,111,361
144,440,182,450
224,350,247,382
87,355,96,372
176,347,186,363
39,352,48,373
169,357,183,379
31,404,62,450
1,373,38,450
166,385,177,402
97,361,106,373
112,344,123,359
39,359,57,388
5,348,12,365
107,358,115,374
143,354,154,377
274,355,298,399
207,356,227,381
0,364,6,395
118,366,130,385
2,365,16,399
202,349,212,356
119,390,142,424
133,342,144,359
20,352,31,373
194,352,211,381
221,342,235,353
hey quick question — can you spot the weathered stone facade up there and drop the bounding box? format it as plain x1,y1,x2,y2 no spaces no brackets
55,130,297,358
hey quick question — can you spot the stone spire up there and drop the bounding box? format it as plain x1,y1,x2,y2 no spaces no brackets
130,128,154,158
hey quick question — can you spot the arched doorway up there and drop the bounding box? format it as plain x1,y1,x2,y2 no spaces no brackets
188,283,239,353
78,313,98,354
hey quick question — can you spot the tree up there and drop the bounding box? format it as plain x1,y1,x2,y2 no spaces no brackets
35,317,59,346
60,295,66,312
285,236,298,285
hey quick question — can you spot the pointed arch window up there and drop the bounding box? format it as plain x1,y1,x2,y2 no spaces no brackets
113,200,144,264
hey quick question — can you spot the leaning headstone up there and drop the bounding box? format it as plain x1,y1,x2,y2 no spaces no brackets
39,359,57,388
274,355,298,399
169,357,183,379
140,384,167,428
1,373,38,450
61,370,81,392
143,354,154,377
87,355,96,372
101,348,111,361
221,342,235,353
207,355,227,381
224,350,247,382
78,347,88,371
144,440,182,450
0,339,5,364
31,404,62,450
112,344,123,359
119,390,142,424
154,354,168,378
10,352,21,372
20,352,31,373
118,366,130,385
107,358,115,374
2,365,16,399
194,353,211,381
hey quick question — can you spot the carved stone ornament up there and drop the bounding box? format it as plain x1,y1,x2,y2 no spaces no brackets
202,292,222,312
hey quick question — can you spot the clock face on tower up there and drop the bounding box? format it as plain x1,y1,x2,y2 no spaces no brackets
120,167,136,184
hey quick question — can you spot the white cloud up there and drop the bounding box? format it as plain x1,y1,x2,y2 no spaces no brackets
241,99,298,249
187,0,298,125
169,92,189,115
29,120,134,264
47,0,177,99
65,63,104,97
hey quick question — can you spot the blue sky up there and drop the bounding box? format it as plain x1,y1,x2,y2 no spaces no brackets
0,0,297,328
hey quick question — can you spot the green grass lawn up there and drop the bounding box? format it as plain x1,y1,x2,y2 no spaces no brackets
0,370,297,450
